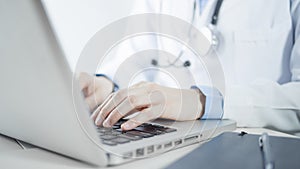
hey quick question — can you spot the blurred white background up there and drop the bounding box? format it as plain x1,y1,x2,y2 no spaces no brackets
42,0,211,88
42,0,137,71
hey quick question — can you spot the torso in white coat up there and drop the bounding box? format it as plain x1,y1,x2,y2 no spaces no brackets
102,0,295,87
100,0,300,134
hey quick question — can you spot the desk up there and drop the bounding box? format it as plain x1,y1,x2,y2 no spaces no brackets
0,128,296,169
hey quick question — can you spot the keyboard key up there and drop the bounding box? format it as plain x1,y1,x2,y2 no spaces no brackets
111,137,130,144
114,119,127,126
134,126,164,135
115,128,124,132
102,140,117,146
126,130,154,138
112,125,120,129
111,130,122,136
152,124,165,128
97,127,112,133
164,128,177,133
119,133,142,141
100,135,117,140
155,127,177,133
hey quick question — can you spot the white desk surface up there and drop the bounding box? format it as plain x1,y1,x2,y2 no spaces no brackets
0,128,297,169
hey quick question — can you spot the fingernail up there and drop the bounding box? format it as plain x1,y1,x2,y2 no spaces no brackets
95,117,103,126
103,120,111,128
91,114,96,120
122,122,133,130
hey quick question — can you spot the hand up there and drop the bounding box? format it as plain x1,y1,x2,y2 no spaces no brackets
92,81,205,130
79,72,114,111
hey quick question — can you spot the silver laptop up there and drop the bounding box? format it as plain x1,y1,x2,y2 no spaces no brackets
0,1,236,166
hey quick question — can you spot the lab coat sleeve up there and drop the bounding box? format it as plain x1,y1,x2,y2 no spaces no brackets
223,0,300,134
192,86,224,119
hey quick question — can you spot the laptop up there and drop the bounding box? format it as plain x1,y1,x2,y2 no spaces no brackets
0,1,236,166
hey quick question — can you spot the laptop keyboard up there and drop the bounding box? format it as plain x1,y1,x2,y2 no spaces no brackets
97,119,177,146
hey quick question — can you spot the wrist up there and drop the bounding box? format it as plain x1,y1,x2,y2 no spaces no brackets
190,87,206,119
191,85,224,119
97,76,114,93
95,74,119,92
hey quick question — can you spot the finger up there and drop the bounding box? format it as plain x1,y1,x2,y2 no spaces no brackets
95,92,123,126
97,86,149,126
121,104,164,130
102,94,151,127
121,108,154,130
123,107,148,118
91,93,113,121
95,89,127,125
93,93,114,125
102,99,133,127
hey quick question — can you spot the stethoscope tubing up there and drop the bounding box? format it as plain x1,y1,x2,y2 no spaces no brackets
152,0,223,68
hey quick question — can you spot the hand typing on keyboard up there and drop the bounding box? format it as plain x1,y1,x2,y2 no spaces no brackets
91,81,205,130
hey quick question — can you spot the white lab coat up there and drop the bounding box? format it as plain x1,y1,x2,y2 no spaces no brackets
100,0,300,135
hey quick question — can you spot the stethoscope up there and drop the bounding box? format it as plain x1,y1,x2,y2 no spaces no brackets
151,0,224,68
